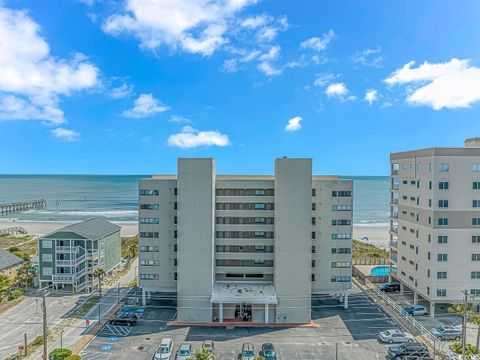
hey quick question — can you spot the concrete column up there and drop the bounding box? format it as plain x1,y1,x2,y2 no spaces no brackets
142,287,146,306
429,302,435,318
400,282,405,295
413,291,418,305
147,291,151,299
265,303,269,323
344,293,349,309
219,303,223,322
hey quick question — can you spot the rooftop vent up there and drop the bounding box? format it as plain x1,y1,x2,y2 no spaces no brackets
465,138,480,148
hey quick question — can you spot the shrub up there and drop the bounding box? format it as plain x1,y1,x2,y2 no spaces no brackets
8,246,19,253
49,348,72,360
31,336,43,346
451,341,478,356
7,289,23,301
65,354,81,360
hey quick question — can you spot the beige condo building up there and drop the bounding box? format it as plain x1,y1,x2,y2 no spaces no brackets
138,158,353,323
390,138,480,316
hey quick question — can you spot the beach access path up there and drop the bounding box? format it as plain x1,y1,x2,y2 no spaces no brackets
0,259,137,359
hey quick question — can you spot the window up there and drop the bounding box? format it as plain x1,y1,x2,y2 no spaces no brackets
473,218,480,226
429,199,432,207
140,232,159,238
312,203,316,211
332,205,352,211
429,181,432,190
428,252,431,260
332,191,352,197
438,236,448,244
140,203,159,210
174,230,177,239
473,236,480,243
474,182,480,190
255,189,265,196
427,269,430,278
331,276,351,282
437,289,447,297
439,182,449,190
312,217,316,225
438,218,448,226
139,218,159,224
331,233,352,240
139,246,159,252
473,272,480,279
332,220,352,226
311,274,315,281
438,163,449,172
312,246,316,253
174,272,177,280
471,289,480,296
312,260,316,267
42,267,52,276
174,258,178,266
139,189,159,196
140,274,159,280
174,244,177,252
311,232,316,240
437,254,448,262
331,262,351,268
42,240,52,248
312,189,316,196
437,272,447,279
331,248,350,254
474,200,480,208
174,216,177,224
438,200,449,208
140,260,159,266
42,254,52,262
473,164,480,172
254,203,266,209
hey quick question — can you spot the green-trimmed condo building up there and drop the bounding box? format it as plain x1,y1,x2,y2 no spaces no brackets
38,218,121,293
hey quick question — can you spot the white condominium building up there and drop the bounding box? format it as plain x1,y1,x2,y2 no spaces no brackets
390,138,480,316
138,158,353,324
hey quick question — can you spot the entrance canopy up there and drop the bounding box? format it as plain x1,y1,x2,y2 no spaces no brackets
210,282,278,304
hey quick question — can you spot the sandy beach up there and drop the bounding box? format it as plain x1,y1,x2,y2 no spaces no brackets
0,219,138,237
353,224,390,249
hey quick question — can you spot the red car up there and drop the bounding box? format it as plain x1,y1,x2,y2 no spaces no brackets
109,313,138,326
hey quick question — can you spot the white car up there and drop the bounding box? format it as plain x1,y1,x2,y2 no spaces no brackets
431,326,462,341
403,305,428,316
153,338,173,360
175,343,192,360
379,329,414,344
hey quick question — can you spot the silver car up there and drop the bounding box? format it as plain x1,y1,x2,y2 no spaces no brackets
431,326,462,341
378,329,414,344
175,343,192,360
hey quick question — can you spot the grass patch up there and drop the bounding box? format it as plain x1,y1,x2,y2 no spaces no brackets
68,295,101,319
0,235,32,249
353,239,389,258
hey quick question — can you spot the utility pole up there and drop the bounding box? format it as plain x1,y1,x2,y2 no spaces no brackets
335,343,338,360
117,283,120,303
24,333,27,357
462,289,468,359
42,292,48,360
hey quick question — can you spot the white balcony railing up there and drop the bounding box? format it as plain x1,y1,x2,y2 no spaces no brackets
85,251,99,260
52,267,88,283
55,254,86,267
56,246,80,253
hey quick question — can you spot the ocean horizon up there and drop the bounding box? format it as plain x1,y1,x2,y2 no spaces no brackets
0,175,390,225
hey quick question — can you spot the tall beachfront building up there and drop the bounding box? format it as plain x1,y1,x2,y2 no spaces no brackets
138,158,353,324
390,138,480,316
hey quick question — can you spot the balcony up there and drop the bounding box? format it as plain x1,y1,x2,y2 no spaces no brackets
390,225,398,234
391,184,399,191
391,169,399,176
85,251,99,260
52,267,87,283
390,240,398,249
391,198,398,205
56,254,86,266
56,246,81,253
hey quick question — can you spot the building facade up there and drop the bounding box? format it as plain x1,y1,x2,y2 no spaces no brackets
139,158,353,323
38,218,121,293
390,138,480,316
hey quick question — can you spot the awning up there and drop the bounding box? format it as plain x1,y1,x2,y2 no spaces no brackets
210,281,278,304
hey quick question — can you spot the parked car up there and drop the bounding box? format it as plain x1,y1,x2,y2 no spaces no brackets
175,343,192,360
153,338,174,360
238,342,255,360
431,326,462,341
387,341,430,359
259,343,277,360
379,329,414,344
202,340,215,354
379,282,401,292
403,305,428,316
109,313,138,326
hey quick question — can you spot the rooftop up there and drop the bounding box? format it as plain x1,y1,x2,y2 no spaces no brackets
0,248,25,271
47,217,120,240
210,281,278,304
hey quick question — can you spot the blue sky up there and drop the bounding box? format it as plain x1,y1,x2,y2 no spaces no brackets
1,0,480,175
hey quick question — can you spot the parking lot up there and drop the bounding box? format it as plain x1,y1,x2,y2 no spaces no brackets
82,285,405,359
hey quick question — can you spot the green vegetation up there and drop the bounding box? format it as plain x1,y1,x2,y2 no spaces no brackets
49,348,72,360
449,304,480,352
0,235,32,249
121,236,138,258
451,340,479,357
65,355,81,360
352,240,388,258
7,289,23,301
68,295,101,319
253,356,265,360
192,348,215,360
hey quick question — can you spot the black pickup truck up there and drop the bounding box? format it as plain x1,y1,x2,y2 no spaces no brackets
109,313,138,326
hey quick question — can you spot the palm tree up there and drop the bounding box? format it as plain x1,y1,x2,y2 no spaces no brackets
93,267,106,297
193,348,214,360
449,303,480,352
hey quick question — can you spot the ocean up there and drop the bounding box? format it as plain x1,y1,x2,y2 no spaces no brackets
0,175,390,225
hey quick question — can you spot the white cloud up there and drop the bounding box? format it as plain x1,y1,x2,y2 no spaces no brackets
326,82,348,97
51,127,81,142
385,58,480,110
123,93,169,118
0,6,99,125
110,83,134,99
167,125,230,148
257,62,281,76
300,30,335,51
259,46,280,61
102,0,257,56
313,73,337,87
364,89,378,105
169,114,192,124
284,116,302,132
241,15,269,29
352,46,383,67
